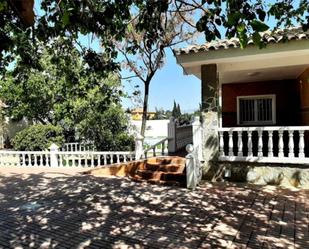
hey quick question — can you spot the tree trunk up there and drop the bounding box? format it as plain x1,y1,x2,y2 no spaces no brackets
140,81,150,139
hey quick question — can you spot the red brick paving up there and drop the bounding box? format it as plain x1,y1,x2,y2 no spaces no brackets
0,168,308,248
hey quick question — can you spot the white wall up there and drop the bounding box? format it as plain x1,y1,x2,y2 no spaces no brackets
130,119,169,138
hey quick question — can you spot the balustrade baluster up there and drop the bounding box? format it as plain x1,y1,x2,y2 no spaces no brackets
45,153,49,166
248,131,253,157
288,130,295,158
110,155,114,164
299,130,305,158
58,154,63,167
98,155,102,165
278,130,284,157
228,131,234,156
33,154,38,167
219,131,224,156
164,140,168,155
116,154,120,164
91,154,94,167
22,153,26,166
39,154,43,166
268,131,274,157
161,142,164,155
103,155,107,165
237,131,243,157
258,130,263,157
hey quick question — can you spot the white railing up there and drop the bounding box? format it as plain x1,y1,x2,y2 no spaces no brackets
144,137,168,158
0,149,135,167
0,151,51,167
55,151,135,167
218,126,309,164
62,142,95,152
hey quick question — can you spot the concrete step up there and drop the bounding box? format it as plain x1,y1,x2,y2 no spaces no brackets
144,162,161,171
136,169,185,182
158,164,185,173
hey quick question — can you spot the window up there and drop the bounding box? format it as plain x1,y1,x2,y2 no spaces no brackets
237,95,276,125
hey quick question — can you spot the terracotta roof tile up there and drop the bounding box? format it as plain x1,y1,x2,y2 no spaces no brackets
174,27,309,55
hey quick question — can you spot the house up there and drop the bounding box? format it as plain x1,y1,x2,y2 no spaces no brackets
130,108,156,120
174,27,309,186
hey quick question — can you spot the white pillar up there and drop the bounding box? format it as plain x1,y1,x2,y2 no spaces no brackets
185,144,200,189
49,143,59,167
135,133,144,160
168,117,176,153
192,116,203,161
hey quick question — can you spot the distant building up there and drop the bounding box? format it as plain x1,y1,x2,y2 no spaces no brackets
131,108,156,121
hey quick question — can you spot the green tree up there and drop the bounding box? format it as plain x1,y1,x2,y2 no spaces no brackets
172,100,182,119
152,108,167,120
2,0,308,75
0,39,133,150
12,124,65,151
0,1,170,76
117,3,195,138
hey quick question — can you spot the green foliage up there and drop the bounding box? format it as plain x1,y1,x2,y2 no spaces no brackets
195,0,309,48
172,101,182,119
152,108,168,120
76,105,134,151
0,0,168,75
0,39,121,133
12,124,64,151
0,39,133,151
177,113,194,126
1,0,309,77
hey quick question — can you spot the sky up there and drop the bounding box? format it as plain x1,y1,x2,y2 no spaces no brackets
33,0,202,114
33,0,303,113
121,49,201,113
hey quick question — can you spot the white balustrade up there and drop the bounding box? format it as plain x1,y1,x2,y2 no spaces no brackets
0,151,50,167
218,126,309,164
144,138,169,158
0,150,135,167
62,142,95,152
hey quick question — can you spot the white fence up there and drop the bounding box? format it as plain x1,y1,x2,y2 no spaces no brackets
218,126,309,164
0,147,135,167
144,137,169,158
62,142,95,152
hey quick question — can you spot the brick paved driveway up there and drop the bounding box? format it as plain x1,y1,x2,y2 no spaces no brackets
0,168,308,249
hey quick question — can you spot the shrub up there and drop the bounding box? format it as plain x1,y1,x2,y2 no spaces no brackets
12,124,65,151
76,105,135,151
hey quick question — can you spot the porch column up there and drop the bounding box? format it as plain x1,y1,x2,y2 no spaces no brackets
201,64,219,169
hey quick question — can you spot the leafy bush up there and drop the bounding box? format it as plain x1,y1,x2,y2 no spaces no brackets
12,124,65,151
76,105,135,151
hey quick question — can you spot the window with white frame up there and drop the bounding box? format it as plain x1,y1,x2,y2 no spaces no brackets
237,95,276,125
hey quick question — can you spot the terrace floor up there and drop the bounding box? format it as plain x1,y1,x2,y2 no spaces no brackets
0,167,308,249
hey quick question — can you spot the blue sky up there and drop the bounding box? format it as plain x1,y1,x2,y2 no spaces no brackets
33,0,201,113
33,0,304,113
121,49,201,113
